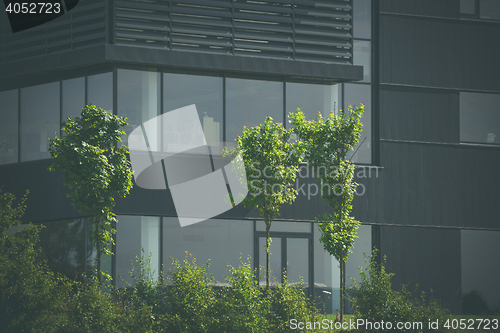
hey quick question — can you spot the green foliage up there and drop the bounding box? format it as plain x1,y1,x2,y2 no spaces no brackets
48,104,134,278
218,258,270,332
227,116,305,287
267,276,317,332
164,255,219,333
289,106,364,319
0,190,71,333
349,250,450,332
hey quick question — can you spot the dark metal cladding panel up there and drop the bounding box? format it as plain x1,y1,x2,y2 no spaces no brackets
379,86,460,143
379,15,500,91
379,0,459,18
380,225,462,313
379,141,500,229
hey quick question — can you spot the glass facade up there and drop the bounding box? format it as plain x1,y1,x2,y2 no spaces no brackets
226,78,283,143
20,82,60,162
62,77,85,122
460,92,500,145
87,72,113,112
345,83,372,164
286,83,341,122
0,89,18,165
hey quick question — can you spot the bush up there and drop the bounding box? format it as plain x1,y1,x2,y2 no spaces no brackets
267,275,317,332
163,254,219,333
217,258,270,333
349,250,449,332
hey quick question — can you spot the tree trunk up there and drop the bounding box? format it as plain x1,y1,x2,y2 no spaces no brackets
95,223,102,285
340,255,345,322
265,220,271,289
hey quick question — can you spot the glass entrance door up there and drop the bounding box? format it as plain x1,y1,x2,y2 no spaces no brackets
256,233,312,295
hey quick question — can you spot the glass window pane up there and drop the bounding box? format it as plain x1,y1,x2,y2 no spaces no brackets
118,69,160,146
480,0,500,19
226,78,283,142
313,225,340,314
116,215,160,288
353,0,371,39
20,82,60,162
287,238,309,285
256,220,311,233
62,77,85,121
0,89,18,165
163,218,253,282
461,230,500,313
344,83,372,164
286,82,341,124
259,236,282,284
353,40,371,83
87,72,113,113
163,73,223,146
461,0,476,14
460,92,500,144
38,218,89,279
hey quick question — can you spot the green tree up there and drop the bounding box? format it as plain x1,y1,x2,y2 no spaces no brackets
227,117,305,288
289,105,364,320
49,105,133,282
0,190,71,333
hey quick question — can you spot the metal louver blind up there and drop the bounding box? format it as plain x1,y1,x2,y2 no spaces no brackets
0,0,106,64
115,0,352,64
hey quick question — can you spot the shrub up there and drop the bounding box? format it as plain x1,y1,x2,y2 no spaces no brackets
267,276,317,332
163,254,219,333
349,250,449,332
217,258,270,333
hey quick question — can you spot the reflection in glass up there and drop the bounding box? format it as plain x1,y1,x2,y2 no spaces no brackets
163,73,223,146
313,225,339,314
344,83,372,164
116,215,160,287
163,218,253,282
62,77,85,121
353,40,371,83
256,220,311,233
286,83,340,124
226,78,283,142
259,236,282,284
37,218,91,280
20,82,60,162
461,230,500,313
0,89,18,165
460,92,500,144
118,70,160,146
88,72,113,113
287,238,309,285
461,0,476,14
353,0,372,39
480,0,500,20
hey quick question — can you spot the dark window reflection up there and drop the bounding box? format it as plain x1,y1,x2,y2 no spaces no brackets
353,0,371,39
163,73,223,145
0,89,18,165
344,83,372,164
20,82,60,162
37,218,91,280
62,77,85,121
226,78,283,142
118,69,161,146
460,92,500,144
480,0,500,20
353,40,371,83
88,72,113,113
461,0,477,15
286,82,340,125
